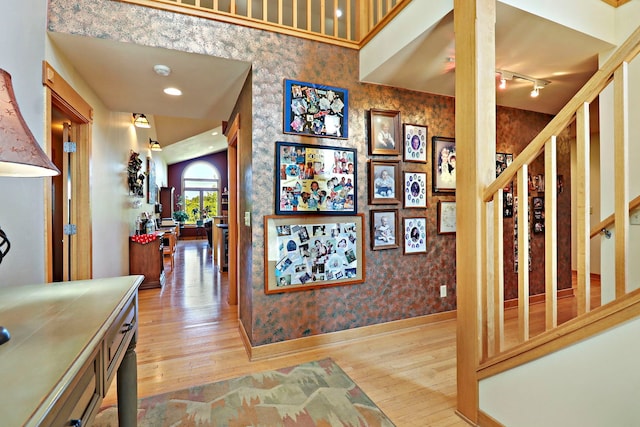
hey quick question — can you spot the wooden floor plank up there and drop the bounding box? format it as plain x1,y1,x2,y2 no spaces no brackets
105,239,594,426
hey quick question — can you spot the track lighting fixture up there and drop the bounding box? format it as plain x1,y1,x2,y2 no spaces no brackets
133,113,151,128
149,137,162,152
496,69,549,97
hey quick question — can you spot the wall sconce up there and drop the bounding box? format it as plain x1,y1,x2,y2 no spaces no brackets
496,69,550,97
149,137,162,152
133,113,151,128
0,67,62,344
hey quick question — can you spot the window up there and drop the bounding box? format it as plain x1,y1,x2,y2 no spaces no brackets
181,162,220,224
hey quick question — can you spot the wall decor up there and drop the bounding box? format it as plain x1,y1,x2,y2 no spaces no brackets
403,171,427,208
432,136,456,193
264,214,365,294
283,79,348,139
370,209,399,250
403,217,427,254
437,201,456,234
147,156,157,204
403,123,428,163
496,152,514,218
369,109,401,155
369,160,401,205
127,150,145,198
276,141,356,215
532,196,545,234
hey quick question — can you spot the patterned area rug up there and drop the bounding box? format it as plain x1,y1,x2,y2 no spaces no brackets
93,358,395,426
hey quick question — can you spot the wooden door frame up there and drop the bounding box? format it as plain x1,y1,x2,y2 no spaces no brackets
225,115,239,307
42,61,94,281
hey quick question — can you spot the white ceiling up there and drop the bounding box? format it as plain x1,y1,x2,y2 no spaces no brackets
48,2,616,164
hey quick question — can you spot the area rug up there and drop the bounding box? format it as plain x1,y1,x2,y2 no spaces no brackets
93,358,395,426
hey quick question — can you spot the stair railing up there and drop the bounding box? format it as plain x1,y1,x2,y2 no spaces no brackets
481,24,640,362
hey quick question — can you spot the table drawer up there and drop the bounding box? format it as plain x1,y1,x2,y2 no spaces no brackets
103,294,137,394
43,351,101,427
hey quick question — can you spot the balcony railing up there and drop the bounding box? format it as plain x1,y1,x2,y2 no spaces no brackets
113,0,408,48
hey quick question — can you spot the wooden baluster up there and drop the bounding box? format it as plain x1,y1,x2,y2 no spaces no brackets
345,0,352,40
230,0,236,15
614,63,629,298
517,166,530,341
277,0,283,24
307,0,312,31
292,0,298,29
333,0,339,37
576,102,591,315
320,0,326,35
544,137,558,329
494,189,505,354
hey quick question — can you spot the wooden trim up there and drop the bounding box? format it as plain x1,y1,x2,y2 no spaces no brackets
42,62,93,122
225,114,239,306
544,138,558,329
516,167,530,341
357,0,412,47
576,103,591,315
478,287,640,380
246,311,457,361
477,410,505,427
42,61,94,281
600,0,631,6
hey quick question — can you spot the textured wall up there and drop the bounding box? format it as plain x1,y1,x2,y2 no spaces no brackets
48,0,570,346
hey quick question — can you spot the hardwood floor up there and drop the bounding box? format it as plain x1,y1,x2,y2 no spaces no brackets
104,239,467,426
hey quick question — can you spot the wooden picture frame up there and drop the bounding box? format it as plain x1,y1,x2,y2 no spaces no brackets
437,201,456,234
432,136,456,193
283,79,348,139
369,109,401,155
403,217,427,254
403,171,427,208
264,214,365,294
276,141,356,215
369,160,401,205
370,209,399,250
403,123,428,163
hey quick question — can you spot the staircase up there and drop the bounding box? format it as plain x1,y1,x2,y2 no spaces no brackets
476,24,640,426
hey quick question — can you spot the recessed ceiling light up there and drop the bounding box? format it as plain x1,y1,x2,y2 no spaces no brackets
336,9,343,18
164,87,182,96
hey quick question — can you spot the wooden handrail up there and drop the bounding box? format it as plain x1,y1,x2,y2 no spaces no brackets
483,24,640,203
590,194,640,238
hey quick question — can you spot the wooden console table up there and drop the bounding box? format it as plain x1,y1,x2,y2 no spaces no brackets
0,275,142,427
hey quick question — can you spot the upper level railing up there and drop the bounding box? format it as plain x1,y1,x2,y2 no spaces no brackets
479,24,640,369
112,0,408,48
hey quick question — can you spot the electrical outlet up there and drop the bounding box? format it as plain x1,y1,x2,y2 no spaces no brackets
440,285,447,298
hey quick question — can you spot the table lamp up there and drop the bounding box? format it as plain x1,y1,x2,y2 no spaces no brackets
0,67,61,344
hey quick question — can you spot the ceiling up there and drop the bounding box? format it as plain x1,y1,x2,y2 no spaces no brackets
48,2,615,164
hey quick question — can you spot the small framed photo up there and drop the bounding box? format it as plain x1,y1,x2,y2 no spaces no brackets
403,124,428,163
403,217,427,254
403,172,427,208
432,136,456,193
437,201,456,234
369,109,401,156
370,209,399,250
369,160,401,205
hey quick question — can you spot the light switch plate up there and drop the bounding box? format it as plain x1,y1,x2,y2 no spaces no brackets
244,212,251,226
631,211,640,225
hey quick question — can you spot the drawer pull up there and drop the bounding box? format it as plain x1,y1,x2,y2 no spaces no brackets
70,419,82,427
120,322,134,334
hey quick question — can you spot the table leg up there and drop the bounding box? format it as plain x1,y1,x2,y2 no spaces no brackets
117,334,138,427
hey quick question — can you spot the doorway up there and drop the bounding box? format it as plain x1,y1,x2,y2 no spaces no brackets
44,61,93,282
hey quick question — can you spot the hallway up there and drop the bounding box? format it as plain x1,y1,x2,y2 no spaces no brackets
104,239,465,426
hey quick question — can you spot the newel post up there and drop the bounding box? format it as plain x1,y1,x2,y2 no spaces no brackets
454,0,496,423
